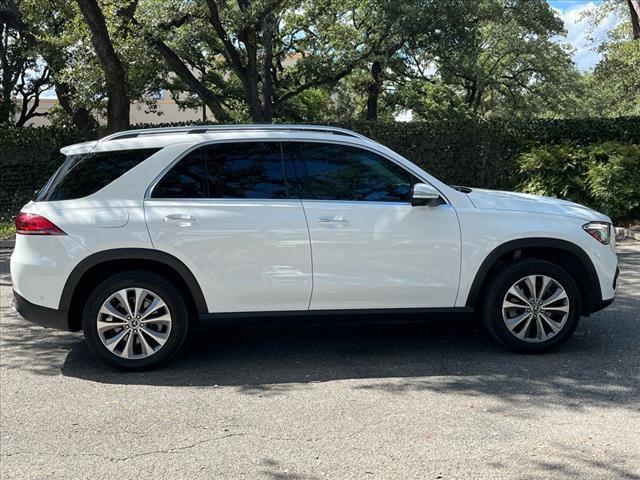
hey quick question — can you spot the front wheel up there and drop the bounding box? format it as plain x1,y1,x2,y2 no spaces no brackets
481,259,581,353
82,271,189,370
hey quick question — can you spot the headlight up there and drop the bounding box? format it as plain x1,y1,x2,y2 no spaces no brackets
583,221,612,245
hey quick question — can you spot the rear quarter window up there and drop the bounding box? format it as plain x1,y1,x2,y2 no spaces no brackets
37,148,160,201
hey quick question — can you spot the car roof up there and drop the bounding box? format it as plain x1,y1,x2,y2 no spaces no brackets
60,124,377,155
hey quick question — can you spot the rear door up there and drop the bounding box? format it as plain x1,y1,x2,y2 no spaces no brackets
285,141,461,310
144,141,312,313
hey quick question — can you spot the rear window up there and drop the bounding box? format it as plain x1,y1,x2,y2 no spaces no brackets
36,148,160,201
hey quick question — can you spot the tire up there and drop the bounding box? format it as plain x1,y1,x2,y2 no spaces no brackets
82,271,189,370
481,259,581,353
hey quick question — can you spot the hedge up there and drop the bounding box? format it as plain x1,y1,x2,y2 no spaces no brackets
1,116,639,221
517,142,640,222
1,126,89,221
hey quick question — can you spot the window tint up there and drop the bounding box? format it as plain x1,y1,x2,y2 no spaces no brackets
288,142,417,202
153,149,206,198
37,148,160,201
203,142,287,199
152,142,288,199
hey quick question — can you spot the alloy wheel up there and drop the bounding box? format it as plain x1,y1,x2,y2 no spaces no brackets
96,288,172,359
501,275,570,343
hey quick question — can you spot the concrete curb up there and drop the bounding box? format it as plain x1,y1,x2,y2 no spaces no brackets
0,239,15,249
615,227,640,241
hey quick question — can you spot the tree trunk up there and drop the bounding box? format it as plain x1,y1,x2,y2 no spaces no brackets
14,67,51,127
366,60,383,121
151,38,231,122
42,44,99,133
473,84,485,111
628,0,640,39
205,0,267,122
261,15,274,123
243,31,264,122
54,81,98,132
75,0,130,133
0,23,14,125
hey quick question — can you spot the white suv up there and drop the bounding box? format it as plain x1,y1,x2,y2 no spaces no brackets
11,125,618,369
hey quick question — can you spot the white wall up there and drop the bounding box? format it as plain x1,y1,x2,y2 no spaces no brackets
14,97,212,127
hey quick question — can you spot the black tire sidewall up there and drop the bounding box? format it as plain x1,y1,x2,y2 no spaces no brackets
82,271,189,370
482,259,581,353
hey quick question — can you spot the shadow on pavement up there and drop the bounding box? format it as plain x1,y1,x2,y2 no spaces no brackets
1,245,639,411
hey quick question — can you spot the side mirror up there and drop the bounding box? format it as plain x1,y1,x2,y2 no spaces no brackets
411,183,443,207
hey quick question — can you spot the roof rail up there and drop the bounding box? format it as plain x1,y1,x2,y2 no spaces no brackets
100,124,369,142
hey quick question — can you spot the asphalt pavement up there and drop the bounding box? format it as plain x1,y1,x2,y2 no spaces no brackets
1,242,639,479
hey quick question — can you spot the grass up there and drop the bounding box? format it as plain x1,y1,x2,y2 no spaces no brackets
0,219,16,240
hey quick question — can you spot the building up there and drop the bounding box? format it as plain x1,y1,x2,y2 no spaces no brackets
14,91,212,127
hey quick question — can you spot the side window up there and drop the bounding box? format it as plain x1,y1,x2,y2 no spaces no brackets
152,149,206,198
37,148,160,201
203,142,287,199
152,142,288,199
288,142,417,202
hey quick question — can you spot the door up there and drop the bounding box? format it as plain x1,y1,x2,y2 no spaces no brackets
144,141,312,313
285,141,461,310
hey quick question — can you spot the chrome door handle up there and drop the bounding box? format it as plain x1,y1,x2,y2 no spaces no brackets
163,214,198,226
316,216,349,226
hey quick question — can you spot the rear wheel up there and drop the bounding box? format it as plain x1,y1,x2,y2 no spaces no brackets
481,259,581,352
82,271,189,370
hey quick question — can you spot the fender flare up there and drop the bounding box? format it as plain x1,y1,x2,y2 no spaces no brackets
465,238,602,308
59,248,208,314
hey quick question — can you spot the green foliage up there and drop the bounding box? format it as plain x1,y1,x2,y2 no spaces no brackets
576,5,640,118
590,38,640,117
0,125,91,219
517,142,640,221
514,117,640,145
586,143,640,220
0,0,54,127
392,0,580,120
342,119,519,189
0,220,16,240
12,0,588,125
516,144,591,205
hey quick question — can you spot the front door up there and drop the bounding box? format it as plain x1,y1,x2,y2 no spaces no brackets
284,141,461,310
145,141,312,313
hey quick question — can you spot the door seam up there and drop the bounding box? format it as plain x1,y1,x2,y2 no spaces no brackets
299,199,315,310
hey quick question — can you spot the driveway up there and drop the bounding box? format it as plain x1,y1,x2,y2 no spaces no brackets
1,242,639,479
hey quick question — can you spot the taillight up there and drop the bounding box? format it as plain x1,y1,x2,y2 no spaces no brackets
15,212,66,235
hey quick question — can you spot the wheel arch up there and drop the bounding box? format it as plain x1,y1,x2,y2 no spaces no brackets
60,248,208,331
465,238,602,316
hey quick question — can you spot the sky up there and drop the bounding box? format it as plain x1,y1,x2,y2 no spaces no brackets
548,0,621,71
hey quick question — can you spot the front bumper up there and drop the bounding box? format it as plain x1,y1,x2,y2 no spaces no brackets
12,290,70,330
591,266,619,314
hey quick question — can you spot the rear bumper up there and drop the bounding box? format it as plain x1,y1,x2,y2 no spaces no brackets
12,290,70,331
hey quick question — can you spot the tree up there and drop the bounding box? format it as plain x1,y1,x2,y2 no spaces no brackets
584,29,640,116
392,0,580,119
586,0,640,39
0,0,53,127
6,0,627,127
75,0,130,132
138,0,379,122
630,0,640,38
578,0,640,116
359,0,473,120
16,1,96,131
